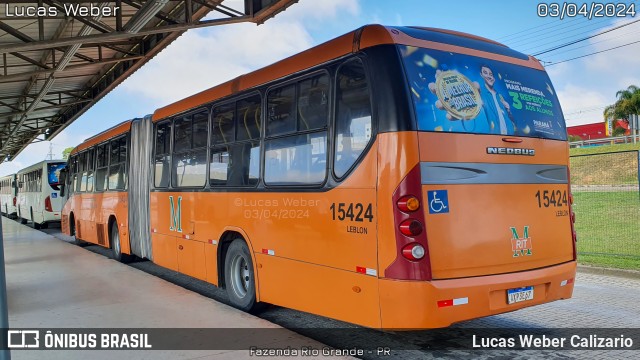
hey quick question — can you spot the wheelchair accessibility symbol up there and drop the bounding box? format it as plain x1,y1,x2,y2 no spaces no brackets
429,190,449,214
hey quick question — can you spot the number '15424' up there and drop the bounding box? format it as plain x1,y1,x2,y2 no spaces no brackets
535,190,568,208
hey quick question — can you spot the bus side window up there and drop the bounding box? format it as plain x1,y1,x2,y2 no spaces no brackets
172,110,207,188
211,96,261,188
86,148,95,192
95,144,108,191
108,136,127,190
154,121,171,188
334,59,373,179
265,74,328,186
77,152,86,192
298,74,329,132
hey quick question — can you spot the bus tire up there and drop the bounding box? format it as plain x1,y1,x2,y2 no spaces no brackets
69,215,85,246
31,208,41,230
110,221,132,263
18,210,26,224
224,239,260,312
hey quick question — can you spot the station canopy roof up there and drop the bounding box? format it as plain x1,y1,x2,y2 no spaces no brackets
0,0,297,163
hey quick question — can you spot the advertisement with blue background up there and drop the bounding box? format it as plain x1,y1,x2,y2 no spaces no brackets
400,46,567,141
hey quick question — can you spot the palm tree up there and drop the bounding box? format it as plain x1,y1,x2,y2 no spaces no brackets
603,85,640,121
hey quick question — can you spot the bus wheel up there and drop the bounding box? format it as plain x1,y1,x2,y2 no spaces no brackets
224,239,259,312
70,216,85,246
31,208,41,230
110,221,132,263
18,210,26,224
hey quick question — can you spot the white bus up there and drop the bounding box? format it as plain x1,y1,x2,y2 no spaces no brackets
16,160,66,229
0,174,18,217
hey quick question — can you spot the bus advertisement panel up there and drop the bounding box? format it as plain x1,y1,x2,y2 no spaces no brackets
400,45,566,140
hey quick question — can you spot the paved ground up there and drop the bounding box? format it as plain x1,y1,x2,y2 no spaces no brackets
16,220,640,359
2,218,354,360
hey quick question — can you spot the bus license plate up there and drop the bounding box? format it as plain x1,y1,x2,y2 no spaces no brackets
507,286,534,304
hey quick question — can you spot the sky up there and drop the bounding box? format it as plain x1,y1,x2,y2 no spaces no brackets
1,0,638,175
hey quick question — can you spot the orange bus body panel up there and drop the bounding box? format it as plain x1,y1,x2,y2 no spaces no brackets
417,133,573,279
62,191,130,254
418,132,567,165
149,138,380,326
379,261,575,328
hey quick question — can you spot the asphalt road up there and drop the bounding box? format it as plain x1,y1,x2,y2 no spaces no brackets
37,222,640,359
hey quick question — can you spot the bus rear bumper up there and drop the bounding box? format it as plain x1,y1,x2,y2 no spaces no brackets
378,261,576,329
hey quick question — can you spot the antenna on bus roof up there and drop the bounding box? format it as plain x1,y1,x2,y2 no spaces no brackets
46,142,54,160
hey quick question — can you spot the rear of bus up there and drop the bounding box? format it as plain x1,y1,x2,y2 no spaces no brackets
0,175,17,217
377,27,576,328
43,161,65,223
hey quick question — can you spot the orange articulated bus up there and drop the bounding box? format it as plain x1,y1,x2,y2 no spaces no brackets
61,120,140,262
61,25,576,329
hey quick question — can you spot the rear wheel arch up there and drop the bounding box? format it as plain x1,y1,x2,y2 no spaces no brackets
68,212,76,236
217,228,257,291
108,215,132,263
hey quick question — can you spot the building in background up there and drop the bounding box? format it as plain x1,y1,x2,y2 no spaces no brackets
568,120,629,140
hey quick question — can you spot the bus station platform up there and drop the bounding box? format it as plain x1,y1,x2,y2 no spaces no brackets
2,218,352,359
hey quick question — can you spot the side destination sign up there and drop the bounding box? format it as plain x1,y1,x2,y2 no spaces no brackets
487,147,535,156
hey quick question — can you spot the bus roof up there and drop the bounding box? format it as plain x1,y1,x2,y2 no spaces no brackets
152,24,542,121
71,119,136,155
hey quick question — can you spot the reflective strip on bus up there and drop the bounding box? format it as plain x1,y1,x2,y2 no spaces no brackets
560,278,574,287
437,297,469,308
356,267,377,277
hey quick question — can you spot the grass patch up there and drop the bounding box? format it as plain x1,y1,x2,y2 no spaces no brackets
573,191,640,270
570,151,639,186
578,254,640,269
570,142,640,156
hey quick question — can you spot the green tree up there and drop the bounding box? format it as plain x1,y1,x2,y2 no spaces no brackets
568,134,582,142
611,126,627,137
62,147,75,160
603,85,640,122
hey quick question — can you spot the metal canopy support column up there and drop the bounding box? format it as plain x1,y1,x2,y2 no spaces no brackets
0,218,10,359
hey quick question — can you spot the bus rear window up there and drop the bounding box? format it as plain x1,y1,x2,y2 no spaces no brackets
400,46,567,141
48,163,66,189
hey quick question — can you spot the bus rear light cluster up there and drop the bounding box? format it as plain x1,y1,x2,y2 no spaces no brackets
44,196,52,212
12,197,16,206
402,243,425,261
399,219,423,236
397,195,420,212
385,165,432,281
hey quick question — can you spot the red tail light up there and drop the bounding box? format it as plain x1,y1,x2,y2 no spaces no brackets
12,197,16,206
45,196,52,212
385,165,432,281
399,219,423,236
